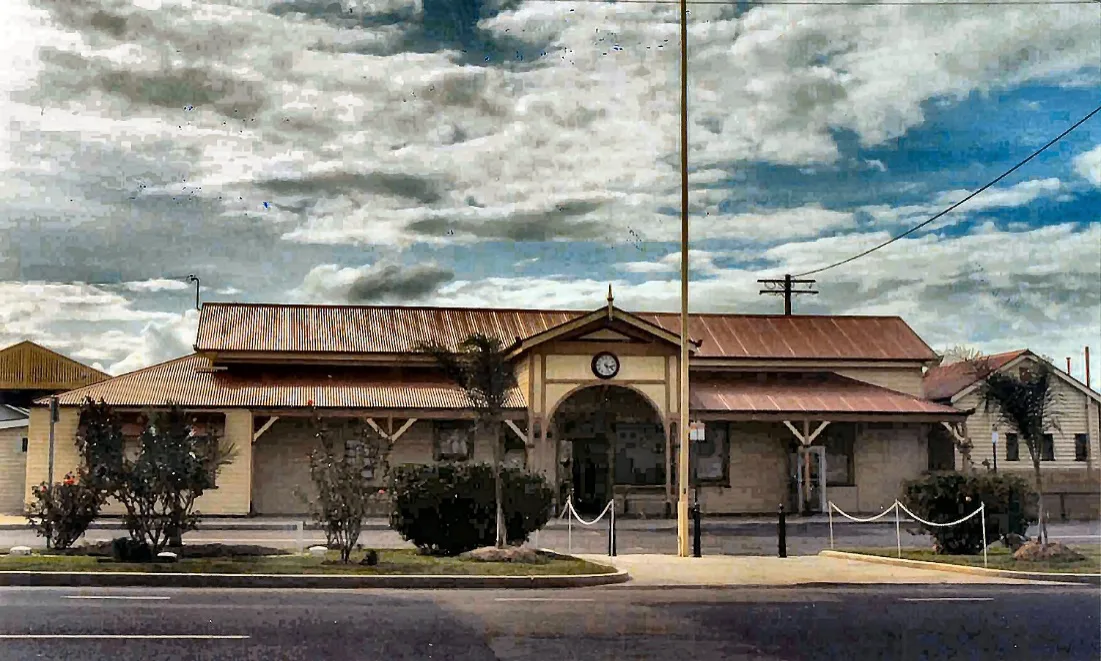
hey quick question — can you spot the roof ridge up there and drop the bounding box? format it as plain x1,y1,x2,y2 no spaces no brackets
200,301,904,320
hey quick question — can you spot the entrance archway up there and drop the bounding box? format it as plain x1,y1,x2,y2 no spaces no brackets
549,385,666,515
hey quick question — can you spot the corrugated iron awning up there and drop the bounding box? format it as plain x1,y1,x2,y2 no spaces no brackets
690,372,967,418
42,354,526,410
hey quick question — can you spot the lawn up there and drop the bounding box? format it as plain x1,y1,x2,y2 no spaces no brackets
843,546,1101,574
0,548,615,576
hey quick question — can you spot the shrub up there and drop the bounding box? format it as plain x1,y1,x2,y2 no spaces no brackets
902,471,1037,554
25,473,104,550
388,463,553,556
110,537,153,563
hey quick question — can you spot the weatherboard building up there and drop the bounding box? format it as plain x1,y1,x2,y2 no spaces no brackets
20,294,983,518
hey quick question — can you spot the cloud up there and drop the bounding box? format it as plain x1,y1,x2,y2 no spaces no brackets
292,261,455,303
121,278,190,293
1073,145,1101,186
861,178,1067,230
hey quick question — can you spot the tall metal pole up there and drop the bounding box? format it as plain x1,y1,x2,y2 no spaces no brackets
676,0,691,558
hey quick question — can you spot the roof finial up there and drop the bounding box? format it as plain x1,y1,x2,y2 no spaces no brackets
607,284,614,319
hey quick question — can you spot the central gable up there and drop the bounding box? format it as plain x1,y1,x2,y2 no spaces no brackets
503,305,694,360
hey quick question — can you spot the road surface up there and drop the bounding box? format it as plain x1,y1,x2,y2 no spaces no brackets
0,584,1097,660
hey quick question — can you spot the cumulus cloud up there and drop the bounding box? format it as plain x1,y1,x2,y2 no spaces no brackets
1074,145,1101,186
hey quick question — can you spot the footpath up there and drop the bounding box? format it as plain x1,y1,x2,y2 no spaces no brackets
575,553,1062,587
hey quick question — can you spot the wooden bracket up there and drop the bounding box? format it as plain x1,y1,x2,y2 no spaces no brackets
252,416,279,444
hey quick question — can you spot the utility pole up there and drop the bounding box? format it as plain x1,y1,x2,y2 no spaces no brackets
758,274,818,315
676,0,691,558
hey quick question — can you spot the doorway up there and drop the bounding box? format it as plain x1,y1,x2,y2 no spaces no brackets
571,437,611,515
789,446,827,514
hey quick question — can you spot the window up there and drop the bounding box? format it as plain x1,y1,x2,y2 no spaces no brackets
1005,433,1019,462
1074,434,1090,462
1041,433,1055,461
823,424,855,487
433,422,474,462
20,437,28,453
691,422,729,486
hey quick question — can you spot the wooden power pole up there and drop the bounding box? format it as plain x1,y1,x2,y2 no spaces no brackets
758,274,818,315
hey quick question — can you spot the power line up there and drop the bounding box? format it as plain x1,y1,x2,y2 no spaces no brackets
792,103,1101,279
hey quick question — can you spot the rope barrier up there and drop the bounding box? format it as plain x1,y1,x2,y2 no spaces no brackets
829,500,989,567
560,497,616,555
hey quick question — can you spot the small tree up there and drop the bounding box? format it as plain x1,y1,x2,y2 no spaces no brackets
305,410,393,562
417,334,518,549
77,398,237,555
25,472,105,550
972,358,1061,546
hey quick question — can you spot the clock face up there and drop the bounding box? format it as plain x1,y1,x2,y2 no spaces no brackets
592,352,620,379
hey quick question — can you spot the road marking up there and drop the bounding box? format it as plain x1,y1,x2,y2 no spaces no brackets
63,596,170,601
0,635,249,640
901,598,994,602
494,598,596,602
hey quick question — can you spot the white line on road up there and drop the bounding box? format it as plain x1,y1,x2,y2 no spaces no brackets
63,596,171,601
901,598,994,602
0,635,249,640
494,598,596,602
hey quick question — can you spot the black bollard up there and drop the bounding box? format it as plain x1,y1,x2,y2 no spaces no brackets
609,506,617,557
692,502,702,558
778,503,787,558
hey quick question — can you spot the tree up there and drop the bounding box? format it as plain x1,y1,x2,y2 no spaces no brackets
972,359,1061,546
940,345,984,366
304,410,393,562
417,333,517,549
25,472,105,550
76,398,237,555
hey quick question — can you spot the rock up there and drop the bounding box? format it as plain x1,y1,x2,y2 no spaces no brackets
1012,540,1086,563
460,546,544,564
8,546,32,557
155,551,178,563
307,545,328,558
1003,533,1030,552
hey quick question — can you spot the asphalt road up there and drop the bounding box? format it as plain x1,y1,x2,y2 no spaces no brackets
0,584,1097,660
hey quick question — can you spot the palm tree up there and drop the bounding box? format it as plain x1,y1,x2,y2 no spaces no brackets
973,357,1061,546
417,333,517,549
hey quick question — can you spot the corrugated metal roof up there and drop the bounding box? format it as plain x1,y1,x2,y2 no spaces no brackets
46,354,527,410
690,372,966,416
195,303,938,361
0,340,111,390
922,350,1028,401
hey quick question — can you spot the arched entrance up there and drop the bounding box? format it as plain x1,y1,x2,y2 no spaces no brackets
550,385,666,515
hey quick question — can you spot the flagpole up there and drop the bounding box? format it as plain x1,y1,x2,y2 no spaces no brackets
676,0,691,558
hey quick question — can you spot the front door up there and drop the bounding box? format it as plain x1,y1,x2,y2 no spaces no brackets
571,438,611,514
789,446,827,514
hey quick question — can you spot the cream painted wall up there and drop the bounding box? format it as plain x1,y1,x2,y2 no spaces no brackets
0,426,29,514
697,423,789,514
833,367,925,398
544,354,666,383
23,407,81,507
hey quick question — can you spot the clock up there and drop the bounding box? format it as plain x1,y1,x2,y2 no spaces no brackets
591,352,620,379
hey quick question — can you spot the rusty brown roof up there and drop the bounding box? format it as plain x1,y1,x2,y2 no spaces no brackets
45,354,527,410
0,340,111,391
922,349,1029,401
195,303,938,361
690,372,967,416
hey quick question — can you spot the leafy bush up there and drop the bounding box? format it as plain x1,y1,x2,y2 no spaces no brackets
902,471,1037,554
76,399,237,555
388,463,553,556
110,537,153,563
25,473,104,550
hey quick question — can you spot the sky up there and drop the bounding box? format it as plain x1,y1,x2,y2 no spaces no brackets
0,0,1099,388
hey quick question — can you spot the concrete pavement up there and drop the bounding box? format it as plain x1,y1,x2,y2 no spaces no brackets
574,553,1054,587
0,584,1097,660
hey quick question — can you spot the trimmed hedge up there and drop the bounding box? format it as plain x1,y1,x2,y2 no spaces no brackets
388,463,554,556
902,471,1037,554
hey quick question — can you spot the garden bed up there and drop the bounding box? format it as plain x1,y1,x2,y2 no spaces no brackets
842,546,1101,574
0,547,613,576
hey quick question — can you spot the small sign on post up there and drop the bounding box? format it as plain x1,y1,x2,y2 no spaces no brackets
689,421,705,442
